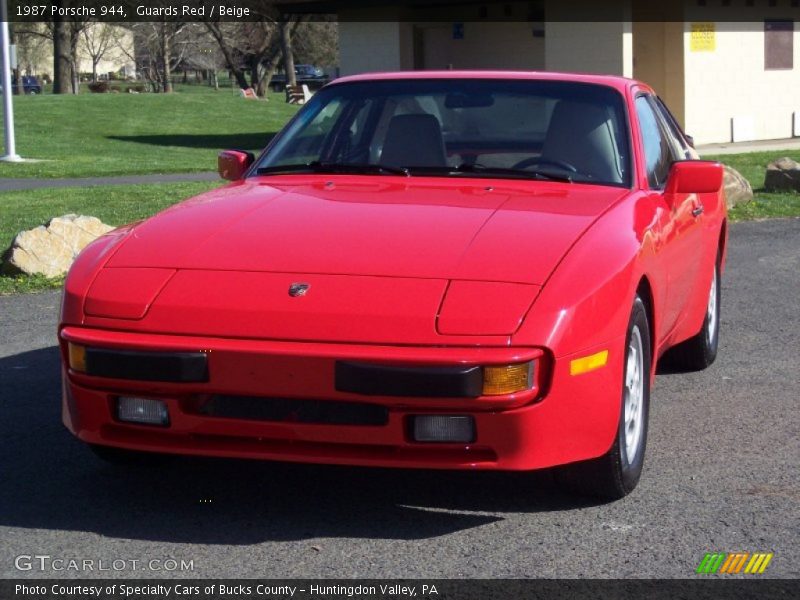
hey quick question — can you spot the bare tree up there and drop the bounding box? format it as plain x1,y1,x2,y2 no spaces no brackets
81,23,117,82
181,26,226,90
204,21,250,90
293,20,338,67
13,25,51,76
20,15,87,93
132,21,189,92
204,15,307,97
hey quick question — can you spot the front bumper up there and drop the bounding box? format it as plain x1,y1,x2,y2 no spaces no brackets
60,327,623,471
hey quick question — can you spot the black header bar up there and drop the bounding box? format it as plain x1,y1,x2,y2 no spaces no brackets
2,579,797,600
5,0,800,23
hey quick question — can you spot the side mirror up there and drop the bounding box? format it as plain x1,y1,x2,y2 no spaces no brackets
218,150,254,181
665,160,723,195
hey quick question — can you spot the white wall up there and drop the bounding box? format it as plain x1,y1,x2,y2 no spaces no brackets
545,21,633,77
338,21,544,75
338,22,410,76
415,22,545,70
683,21,800,144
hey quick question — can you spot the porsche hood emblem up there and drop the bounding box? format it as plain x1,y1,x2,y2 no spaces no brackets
288,282,310,297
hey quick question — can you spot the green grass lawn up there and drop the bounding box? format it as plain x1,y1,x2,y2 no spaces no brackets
0,88,299,179
705,150,800,220
0,182,218,295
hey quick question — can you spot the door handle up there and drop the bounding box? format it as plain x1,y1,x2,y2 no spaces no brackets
692,205,704,217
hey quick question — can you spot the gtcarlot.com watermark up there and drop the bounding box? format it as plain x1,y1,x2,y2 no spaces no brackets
14,555,194,572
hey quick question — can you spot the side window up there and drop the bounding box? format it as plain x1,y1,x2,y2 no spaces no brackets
653,97,691,159
635,95,673,189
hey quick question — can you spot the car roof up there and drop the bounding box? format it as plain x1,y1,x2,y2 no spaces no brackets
331,70,638,94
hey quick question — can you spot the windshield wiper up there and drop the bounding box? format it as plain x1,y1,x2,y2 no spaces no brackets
334,163,411,176
452,163,573,183
255,162,410,177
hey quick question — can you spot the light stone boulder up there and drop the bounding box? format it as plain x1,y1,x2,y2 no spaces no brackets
722,164,753,210
764,157,800,192
2,215,114,278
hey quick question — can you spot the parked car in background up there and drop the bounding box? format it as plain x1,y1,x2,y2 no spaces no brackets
12,75,43,94
269,64,329,91
60,71,726,501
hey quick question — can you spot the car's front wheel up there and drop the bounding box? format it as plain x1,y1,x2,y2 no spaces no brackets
557,295,651,500
664,258,721,371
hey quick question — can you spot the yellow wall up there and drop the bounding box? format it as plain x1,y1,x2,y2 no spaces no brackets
634,21,686,126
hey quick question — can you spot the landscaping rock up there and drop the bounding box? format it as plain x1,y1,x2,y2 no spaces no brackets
2,215,114,278
722,164,753,209
764,157,800,192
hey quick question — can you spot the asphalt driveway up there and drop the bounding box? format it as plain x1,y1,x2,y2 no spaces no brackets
0,218,797,579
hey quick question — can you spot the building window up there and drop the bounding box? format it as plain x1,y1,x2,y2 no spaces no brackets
765,20,794,70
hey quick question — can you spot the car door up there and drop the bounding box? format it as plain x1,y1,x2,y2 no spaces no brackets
635,94,704,335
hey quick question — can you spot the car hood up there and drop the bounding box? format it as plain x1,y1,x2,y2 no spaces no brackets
107,175,627,285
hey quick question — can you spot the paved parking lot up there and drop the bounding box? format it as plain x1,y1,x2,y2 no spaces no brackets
0,219,797,579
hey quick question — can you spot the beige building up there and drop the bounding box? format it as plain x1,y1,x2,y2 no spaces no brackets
15,23,135,80
290,0,799,145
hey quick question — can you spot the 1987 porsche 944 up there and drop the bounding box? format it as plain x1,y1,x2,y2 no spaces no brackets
60,72,726,499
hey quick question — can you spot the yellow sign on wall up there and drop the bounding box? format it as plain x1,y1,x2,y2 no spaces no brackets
691,22,716,52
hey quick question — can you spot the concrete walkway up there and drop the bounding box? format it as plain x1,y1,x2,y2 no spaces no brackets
0,172,219,193
697,137,800,156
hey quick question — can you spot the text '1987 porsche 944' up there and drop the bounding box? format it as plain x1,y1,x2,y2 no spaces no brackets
60,72,726,499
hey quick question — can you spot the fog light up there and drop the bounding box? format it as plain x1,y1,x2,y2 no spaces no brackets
68,343,86,373
412,415,475,443
483,362,533,395
117,397,170,426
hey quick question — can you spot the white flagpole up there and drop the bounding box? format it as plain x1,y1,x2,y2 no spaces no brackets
1,0,21,162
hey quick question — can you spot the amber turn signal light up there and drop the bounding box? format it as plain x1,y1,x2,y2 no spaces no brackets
68,343,87,373
482,362,534,396
569,350,609,376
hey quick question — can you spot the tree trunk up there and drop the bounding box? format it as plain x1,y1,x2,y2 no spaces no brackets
53,18,72,94
69,25,81,93
205,22,250,90
161,26,172,93
70,55,79,93
249,56,260,89
258,51,283,98
280,20,296,87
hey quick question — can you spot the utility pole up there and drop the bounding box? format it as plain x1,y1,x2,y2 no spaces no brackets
1,0,21,161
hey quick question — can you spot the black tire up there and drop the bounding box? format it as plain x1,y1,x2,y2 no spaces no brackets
556,295,651,500
89,443,172,466
663,258,720,372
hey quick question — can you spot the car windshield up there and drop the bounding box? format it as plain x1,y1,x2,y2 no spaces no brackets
256,79,631,186
296,65,322,77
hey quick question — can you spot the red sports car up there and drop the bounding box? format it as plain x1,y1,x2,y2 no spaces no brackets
60,72,726,499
